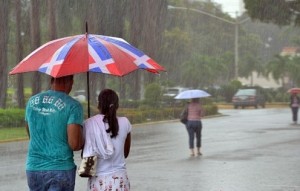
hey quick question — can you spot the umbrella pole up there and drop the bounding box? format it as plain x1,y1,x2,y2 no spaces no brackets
87,72,90,118
86,21,91,118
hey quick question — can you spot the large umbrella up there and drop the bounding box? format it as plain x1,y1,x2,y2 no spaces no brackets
174,89,211,99
9,24,165,116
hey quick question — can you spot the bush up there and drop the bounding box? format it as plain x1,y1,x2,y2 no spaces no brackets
143,83,162,107
0,108,25,128
220,80,242,102
0,103,219,128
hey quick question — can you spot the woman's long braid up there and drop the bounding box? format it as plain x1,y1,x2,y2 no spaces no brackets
98,89,119,138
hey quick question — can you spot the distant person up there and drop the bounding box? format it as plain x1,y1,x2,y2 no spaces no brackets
82,89,132,191
186,98,204,156
25,75,84,191
290,93,300,124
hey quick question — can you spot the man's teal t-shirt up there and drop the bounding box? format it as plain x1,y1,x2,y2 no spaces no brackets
25,90,83,171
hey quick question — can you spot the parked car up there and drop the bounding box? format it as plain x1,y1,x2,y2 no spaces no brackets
162,87,190,106
72,90,86,102
72,90,100,103
232,88,266,109
163,87,190,98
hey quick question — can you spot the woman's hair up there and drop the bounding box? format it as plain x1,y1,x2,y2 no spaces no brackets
191,98,200,103
98,89,119,138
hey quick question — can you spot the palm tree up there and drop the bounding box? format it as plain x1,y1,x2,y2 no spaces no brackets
286,56,300,87
265,55,290,89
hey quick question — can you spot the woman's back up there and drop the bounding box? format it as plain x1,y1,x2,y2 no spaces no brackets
97,116,131,175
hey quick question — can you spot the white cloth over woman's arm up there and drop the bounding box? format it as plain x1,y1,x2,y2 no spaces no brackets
82,114,114,159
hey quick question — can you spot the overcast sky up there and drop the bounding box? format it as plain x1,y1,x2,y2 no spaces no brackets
212,0,245,17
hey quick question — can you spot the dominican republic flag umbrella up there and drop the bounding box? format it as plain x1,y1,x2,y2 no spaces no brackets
9,34,164,77
9,26,165,116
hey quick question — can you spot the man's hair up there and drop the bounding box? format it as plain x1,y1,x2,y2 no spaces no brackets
51,75,74,84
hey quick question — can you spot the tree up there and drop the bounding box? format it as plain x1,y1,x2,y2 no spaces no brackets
30,0,42,95
286,56,300,86
265,55,290,88
144,83,162,107
47,0,56,40
244,0,300,26
0,0,9,108
15,0,25,108
44,0,57,90
181,54,228,88
163,0,237,86
139,0,167,83
128,0,167,100
267,54,300,88
238,33,264,84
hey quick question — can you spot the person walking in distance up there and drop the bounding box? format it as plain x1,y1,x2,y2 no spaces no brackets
83,89,132,191
290,93,300,124
186,98,204,156
25,75,84,191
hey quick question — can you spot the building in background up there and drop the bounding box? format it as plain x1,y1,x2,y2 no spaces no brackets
238,72,282,89
280,46,300,57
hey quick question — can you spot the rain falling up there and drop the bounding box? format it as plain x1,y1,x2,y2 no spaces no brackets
0,0,300,190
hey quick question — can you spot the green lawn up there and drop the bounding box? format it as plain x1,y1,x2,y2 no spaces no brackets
0,127,28,143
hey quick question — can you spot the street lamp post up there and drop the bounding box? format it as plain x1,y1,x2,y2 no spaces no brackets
168,5,249,79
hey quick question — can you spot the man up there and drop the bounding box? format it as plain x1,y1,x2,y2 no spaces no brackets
25,75,83,191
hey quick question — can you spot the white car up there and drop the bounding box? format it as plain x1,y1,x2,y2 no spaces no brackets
72,90,86,102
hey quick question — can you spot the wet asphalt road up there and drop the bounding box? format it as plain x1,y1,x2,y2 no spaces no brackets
1,108,300,191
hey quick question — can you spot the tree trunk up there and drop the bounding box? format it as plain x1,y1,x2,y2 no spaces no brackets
110,0,127,99
48,0,57,40
128,0,143,100
142,0,167,83
15,0,25,108
86,0,127,103
0,0,9,108
85,0,107,106
44,0,57,89
30,0,41,95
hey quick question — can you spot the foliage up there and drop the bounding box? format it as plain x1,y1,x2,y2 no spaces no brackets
0,101,219,130
120,99,141,109
244,0,300,26
238,33,264,78
219,80,242,102
3,0,300,110
0,108,25,128
266,54,300,88
143,83,163,107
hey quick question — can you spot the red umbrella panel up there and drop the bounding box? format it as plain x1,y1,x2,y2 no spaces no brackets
9,34,165,77
288,88,300,94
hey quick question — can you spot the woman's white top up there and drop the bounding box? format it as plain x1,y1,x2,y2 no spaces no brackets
82,114,132,176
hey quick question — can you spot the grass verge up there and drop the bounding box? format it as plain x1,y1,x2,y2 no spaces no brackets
0,127,28,143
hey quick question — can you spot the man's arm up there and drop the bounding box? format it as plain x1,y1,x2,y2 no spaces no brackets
67,124,83,151
25,123,30,139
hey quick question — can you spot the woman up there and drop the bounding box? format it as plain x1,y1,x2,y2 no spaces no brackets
82,89,132,191
186,98,203,157
290,93,300,124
